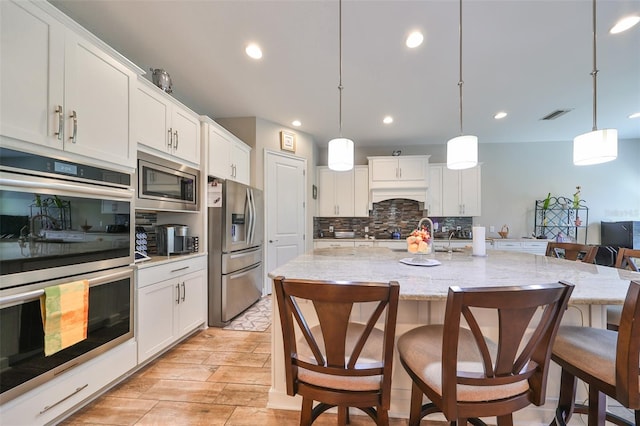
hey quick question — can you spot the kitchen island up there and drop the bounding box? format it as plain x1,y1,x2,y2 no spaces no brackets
267,247,640,425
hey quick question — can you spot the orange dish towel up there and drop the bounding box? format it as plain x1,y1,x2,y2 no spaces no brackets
40,280,89,356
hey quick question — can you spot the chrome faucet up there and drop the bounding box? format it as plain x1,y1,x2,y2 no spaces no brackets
448,231,456,253
29,214,59,239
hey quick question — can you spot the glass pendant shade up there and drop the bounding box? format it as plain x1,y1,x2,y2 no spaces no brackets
328,137,354,171
573,128,618,165
447,135,478,170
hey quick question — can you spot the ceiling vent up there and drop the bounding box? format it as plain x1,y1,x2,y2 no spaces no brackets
540,109,572,120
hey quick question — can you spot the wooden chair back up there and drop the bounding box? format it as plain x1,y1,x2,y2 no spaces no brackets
545,242,597,263
439,282,574,419
615,280,640,408
273,275,399,424
615,248,640,272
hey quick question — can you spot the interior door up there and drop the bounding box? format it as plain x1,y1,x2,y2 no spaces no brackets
265,151,306,295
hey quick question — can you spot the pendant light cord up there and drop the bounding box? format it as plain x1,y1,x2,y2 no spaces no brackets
458,0,464,135
338,0,344,137
591,0,598,131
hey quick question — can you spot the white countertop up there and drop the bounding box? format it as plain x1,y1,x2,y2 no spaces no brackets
269,247,639,305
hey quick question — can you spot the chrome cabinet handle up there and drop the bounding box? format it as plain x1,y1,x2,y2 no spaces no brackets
173,130,178,149
170,266,189,273
69,110,77,143
40,384,88,414
168,128,173,148
181,282,186,302
54,105,63,140
176,283,180,304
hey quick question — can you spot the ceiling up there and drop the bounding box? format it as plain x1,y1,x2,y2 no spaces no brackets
50,0,640,149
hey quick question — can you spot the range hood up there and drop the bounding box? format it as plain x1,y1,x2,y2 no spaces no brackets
369,188,428,204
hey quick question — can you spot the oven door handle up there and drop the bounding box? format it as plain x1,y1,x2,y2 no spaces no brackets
0,268,133,308
0,175,133,201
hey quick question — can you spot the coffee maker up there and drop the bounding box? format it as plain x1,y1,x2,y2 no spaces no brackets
156,224,190,255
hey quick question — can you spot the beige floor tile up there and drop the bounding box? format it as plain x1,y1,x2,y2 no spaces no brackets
135,401,234,426
207,365,272,386
213,383,269,407
158,348,214,364
106,376,160,399
253,341,272,353
203,351,270,368
139,379,226,404
60,396,156,425
223,407,303,425
139,360,217,381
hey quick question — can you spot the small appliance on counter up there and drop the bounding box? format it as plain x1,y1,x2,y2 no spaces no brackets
156,224,193,255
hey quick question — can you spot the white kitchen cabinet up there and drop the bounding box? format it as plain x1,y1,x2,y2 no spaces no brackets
441,164,481,216
427,164,443,216
354,166,370,217
317,167,354,217
367,156,429,189
136,256,206,364
0,0,137,169
206,121,251,185
373,240,406,250
314,241,355,248
134,79,201,165
491,239,548,255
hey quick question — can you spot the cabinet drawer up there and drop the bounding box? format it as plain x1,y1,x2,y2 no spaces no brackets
137,255,206,288
314,241,354,248
0,340,136,425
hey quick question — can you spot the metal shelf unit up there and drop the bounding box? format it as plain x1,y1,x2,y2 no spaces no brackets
534,196,588,244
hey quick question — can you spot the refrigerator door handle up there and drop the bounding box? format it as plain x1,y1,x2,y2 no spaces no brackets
244,188,251,244
246,188,254,244
249,188,256,245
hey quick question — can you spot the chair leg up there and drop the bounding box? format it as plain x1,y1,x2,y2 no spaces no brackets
552,368,578,426
376,406,389,426
496,414,514,426
337,406,348,425
587,387,606,426
408,381,424,426
300,397,313,426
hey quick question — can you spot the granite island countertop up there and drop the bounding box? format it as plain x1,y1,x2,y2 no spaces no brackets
269,246,639,305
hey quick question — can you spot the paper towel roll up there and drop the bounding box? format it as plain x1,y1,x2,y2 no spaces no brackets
472,226,486,256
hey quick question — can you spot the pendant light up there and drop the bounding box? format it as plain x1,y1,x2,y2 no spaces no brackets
447,0,478,170
573,0,618,165
328,0,354,171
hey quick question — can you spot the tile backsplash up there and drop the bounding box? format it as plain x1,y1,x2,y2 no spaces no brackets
314,199,472,239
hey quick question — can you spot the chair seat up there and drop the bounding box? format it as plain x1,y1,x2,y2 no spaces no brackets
297,323,384,391
398,324,530,402
553,326,619,389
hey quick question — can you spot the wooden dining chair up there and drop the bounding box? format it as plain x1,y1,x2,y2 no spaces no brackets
545,242,598,263
397,282,574,426
551,280,640,426
273,275,400,426
607,249,640,331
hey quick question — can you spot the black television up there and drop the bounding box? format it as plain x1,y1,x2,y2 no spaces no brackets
600,221,640,250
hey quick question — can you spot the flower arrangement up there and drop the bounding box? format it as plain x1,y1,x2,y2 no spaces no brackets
407,227,432,254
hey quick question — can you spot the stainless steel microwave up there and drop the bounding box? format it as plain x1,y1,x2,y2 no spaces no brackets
137,152,199,212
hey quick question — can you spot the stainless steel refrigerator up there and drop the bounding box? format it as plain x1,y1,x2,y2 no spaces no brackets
208,179,263,327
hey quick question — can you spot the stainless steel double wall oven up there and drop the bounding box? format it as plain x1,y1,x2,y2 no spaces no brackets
0,147,134,403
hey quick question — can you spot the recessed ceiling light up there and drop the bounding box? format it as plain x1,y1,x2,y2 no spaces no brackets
245,43,263,59
494,111,507,119
406,31,424,48
610,16,640,34
629,112,640,119
383,116,394,124
292,120,302,127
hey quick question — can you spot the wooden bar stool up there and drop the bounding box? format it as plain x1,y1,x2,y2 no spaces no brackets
397,282,574,426
273,276,399,426
545,242,598,263
551,280,640,426
607,249,640,331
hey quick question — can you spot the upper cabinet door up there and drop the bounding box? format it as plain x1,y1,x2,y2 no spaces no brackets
230,141,250,185
354,166,369,217
171,105,200,164
369,157,400,182
397,157,427,182
63,32,133,167
0,0,64,147
427,165,443,217
459,166,481,216
135,83,171,154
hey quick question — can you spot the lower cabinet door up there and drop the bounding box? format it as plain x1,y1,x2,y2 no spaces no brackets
177,271,206,336
137,279,177,363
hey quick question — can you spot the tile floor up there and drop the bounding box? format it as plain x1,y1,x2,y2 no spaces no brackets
60,324,444,425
